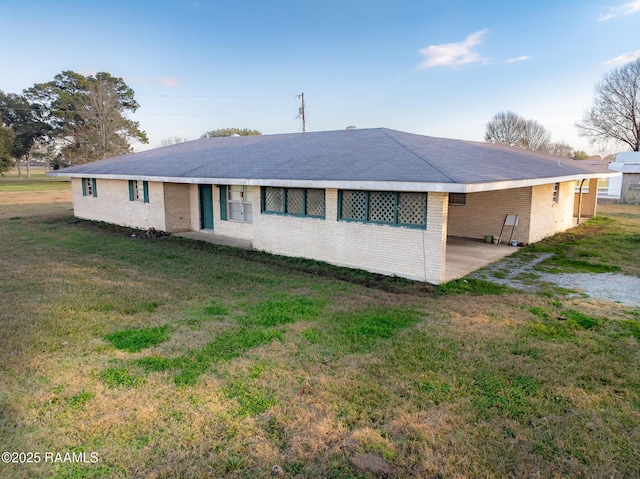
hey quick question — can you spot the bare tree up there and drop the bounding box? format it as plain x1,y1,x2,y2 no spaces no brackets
160,136,188,146
485,111,551,151
576,58,640,151
485,111,522,147
543,141,573,158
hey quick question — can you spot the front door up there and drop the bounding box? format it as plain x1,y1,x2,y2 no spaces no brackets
199,185,214,230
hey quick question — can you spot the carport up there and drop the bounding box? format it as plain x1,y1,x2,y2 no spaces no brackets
444,236,516,282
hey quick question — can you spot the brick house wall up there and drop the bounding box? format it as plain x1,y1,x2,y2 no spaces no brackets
72,178,167,231
446,187,532,242
447,182,577,244
251,189,448,283
187,185,448,283
529,182,575,242
71,177,580,283
163,183,191,232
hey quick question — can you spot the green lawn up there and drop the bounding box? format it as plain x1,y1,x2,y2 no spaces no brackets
0,166,68,183
0,180,70,192
0,187,639,478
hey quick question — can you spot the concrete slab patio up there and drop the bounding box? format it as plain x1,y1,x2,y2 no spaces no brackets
444,236,518,282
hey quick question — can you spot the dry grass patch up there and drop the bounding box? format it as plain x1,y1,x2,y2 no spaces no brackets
0,176,71,219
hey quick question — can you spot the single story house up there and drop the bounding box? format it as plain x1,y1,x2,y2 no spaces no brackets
50,128,614,284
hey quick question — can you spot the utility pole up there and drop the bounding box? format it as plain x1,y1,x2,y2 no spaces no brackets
298,92,306,132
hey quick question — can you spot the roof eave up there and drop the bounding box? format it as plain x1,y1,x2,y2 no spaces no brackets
49,170,619,193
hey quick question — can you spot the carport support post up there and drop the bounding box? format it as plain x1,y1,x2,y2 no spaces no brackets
429,193,448,284
577,179,586,224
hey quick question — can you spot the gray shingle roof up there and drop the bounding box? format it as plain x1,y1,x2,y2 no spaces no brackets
52,128,613,191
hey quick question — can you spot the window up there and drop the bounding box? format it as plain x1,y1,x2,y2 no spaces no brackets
338,190,427,228
226,185,252,222
128,180,149,203
82,178,97,197
449,193,466,205
261,187,325,218
552,182,559,203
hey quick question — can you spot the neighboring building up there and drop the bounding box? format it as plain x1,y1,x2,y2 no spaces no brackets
608,152,640,199
49,128,614,284
620,163,640,204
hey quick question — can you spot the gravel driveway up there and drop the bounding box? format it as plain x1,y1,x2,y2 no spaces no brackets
470,252,640,308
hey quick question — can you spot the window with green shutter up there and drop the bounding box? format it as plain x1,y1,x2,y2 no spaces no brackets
128,180,149,203
219,185,227,220
82,178,97,197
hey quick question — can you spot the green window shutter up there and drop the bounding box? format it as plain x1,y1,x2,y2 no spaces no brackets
82,178,87,196
128,181,134,201
91,178,97,197
219,185,227,220
143,181,149,203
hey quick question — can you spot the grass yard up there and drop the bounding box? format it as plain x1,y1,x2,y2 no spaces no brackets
1,181,639,478
0,168,71,220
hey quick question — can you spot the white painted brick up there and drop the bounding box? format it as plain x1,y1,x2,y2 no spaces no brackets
252,189,447,283
72,178,167,231
529,182,574,242
71,178,581,283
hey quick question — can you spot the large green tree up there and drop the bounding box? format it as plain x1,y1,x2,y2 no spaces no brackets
26,71,148,164
0,90,51,178
577,58,640,151
201,128,261,138
0,118,15,175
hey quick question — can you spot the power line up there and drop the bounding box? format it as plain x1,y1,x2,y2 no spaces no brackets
135,113,291,117
1,88,295,100
1,93,301,117
136,94,293,99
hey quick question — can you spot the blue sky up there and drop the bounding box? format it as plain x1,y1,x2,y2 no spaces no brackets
2,0,639,154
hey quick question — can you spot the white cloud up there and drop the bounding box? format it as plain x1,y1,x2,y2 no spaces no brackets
599,0,640,20
418,29,489,68
605,50,640,64
505,55,530,63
